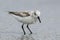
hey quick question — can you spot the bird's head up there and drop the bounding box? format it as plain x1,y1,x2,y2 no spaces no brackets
34,10,41,23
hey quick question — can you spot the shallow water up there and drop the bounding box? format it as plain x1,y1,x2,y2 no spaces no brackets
0,0,60,40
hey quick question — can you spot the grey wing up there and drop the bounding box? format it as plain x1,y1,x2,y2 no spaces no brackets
8,11,30,17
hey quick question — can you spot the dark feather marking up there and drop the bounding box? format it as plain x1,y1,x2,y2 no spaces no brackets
9,12,30,17
22,12,30,16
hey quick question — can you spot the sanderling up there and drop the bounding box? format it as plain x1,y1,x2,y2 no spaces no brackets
8,10,41,35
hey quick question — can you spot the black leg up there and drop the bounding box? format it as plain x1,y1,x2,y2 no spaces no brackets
27,24,32,34
22,24,26,35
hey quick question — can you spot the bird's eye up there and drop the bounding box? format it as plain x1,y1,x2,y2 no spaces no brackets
34,12,36,15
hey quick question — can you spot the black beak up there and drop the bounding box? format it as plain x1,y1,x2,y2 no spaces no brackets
37,16,41,23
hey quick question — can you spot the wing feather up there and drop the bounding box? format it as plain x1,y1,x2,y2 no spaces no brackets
9,11,30,17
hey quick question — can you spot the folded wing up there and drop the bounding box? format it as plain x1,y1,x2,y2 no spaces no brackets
8,11,30,17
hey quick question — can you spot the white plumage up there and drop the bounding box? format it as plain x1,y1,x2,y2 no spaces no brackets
8,10,41,35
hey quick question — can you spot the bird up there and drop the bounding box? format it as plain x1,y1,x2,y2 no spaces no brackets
8,10,41,35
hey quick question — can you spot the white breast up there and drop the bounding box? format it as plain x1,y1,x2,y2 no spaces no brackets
11,14,37,24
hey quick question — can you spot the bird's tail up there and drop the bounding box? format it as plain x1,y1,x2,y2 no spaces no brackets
8,11,20,16
8,11,15,14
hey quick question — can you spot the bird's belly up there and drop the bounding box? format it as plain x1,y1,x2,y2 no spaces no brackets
20,17,36,24
12,15,37,24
